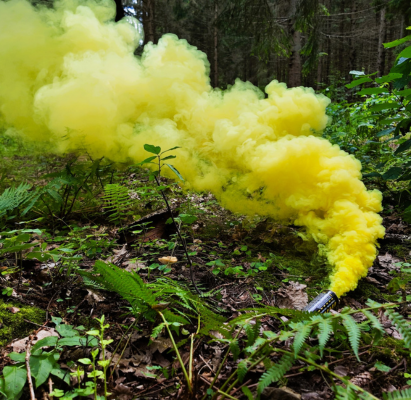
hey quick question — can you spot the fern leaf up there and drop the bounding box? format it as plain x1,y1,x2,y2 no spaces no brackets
237,359,248,383
383,388,411,399
385,309,411,348
342,315,361,361
334,385,360,400
79,261,157,313
102,184,133,225
362,310,384,333
241,386,254,400
230,340,241,362
162,310,189,325
0,182,32,218
150,323,165,340
257,353,294,395
245,320,261,347
317,317,332,358
292,322,312,356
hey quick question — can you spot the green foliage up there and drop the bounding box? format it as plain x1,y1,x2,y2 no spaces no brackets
384,308,411,348
383,388,411,399
257,354,294,395
291,321,312,356
0,182,33,224
0,317,92,399
342,313,361,360
139,144,184,181
102,183,133,226
336,30,411,218
316,316,332,357
80,260,157,320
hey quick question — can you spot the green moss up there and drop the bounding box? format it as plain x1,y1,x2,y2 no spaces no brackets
254,253,331,297
371,336,411,361
386,244,411,259
0,300,46,348
350,281,398,303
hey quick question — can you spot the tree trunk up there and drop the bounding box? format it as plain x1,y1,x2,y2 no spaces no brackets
348,0,357,74
377,7,386,77
287,0,302,87
213,0,218,88
114,0,125,22
145,0,155,44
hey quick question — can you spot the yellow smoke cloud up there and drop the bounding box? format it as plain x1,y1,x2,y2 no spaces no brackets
0,0,385,296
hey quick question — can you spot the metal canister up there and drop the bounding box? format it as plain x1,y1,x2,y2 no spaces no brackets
303,290,339,313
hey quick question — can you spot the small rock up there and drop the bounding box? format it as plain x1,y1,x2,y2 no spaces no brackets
7,307,20,314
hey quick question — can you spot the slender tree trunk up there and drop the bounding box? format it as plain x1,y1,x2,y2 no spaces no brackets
213,0,218,88
145,0,155,43
287,0,302,87
348,0,357,74
377,7,386,77
337,0,345,77
114,0,125,22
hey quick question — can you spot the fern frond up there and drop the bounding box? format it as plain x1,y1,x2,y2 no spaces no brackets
385,309,411,348
292,322,312,356
102,184,133,225
150,323,165,340
241,386,254,400
229,340,241,362
316,316,332,358
257,353,294,394
334,385,360,400
245,320,261,347
79,261,157,317
0,182,32,218
383,387,411,399
81,276,105,290
362,310,384,333
162,310,189,325
342,315,361,360
237,359,248,383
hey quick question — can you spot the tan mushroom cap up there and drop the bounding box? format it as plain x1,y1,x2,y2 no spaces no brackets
158,256,178,265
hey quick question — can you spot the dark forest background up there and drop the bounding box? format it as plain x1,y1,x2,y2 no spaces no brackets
115,0,410,92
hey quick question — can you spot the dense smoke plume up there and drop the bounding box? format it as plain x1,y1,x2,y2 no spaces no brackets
0,0,385,296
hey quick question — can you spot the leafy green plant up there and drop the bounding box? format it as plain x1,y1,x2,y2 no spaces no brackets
0,182,34,225
138,144,201,295
0,229,49,276
0,316,98,400
199,299,411,400
101,183,134,228
76,315,112,400
387,261,411,303
342,30,411,217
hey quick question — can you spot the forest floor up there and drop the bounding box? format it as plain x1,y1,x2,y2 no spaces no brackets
1,149,411,400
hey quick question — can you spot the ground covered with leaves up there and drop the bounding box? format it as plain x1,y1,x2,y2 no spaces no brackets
1,139,411,400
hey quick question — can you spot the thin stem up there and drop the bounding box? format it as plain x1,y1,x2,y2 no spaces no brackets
274,348,380,400
189,333,194,387
109,320,137,380
159,312,192,393
154,175,201,295
201,328,243,400
25,335,36,400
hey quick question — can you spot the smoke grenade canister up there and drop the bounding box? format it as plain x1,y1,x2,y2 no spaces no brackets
303,290,338,313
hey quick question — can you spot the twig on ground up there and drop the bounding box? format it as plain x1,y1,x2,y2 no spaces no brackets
48,377,53,399
25,335,36,400
199,376,239,400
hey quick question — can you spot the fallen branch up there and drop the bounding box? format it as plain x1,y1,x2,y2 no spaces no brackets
25,334,36,400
